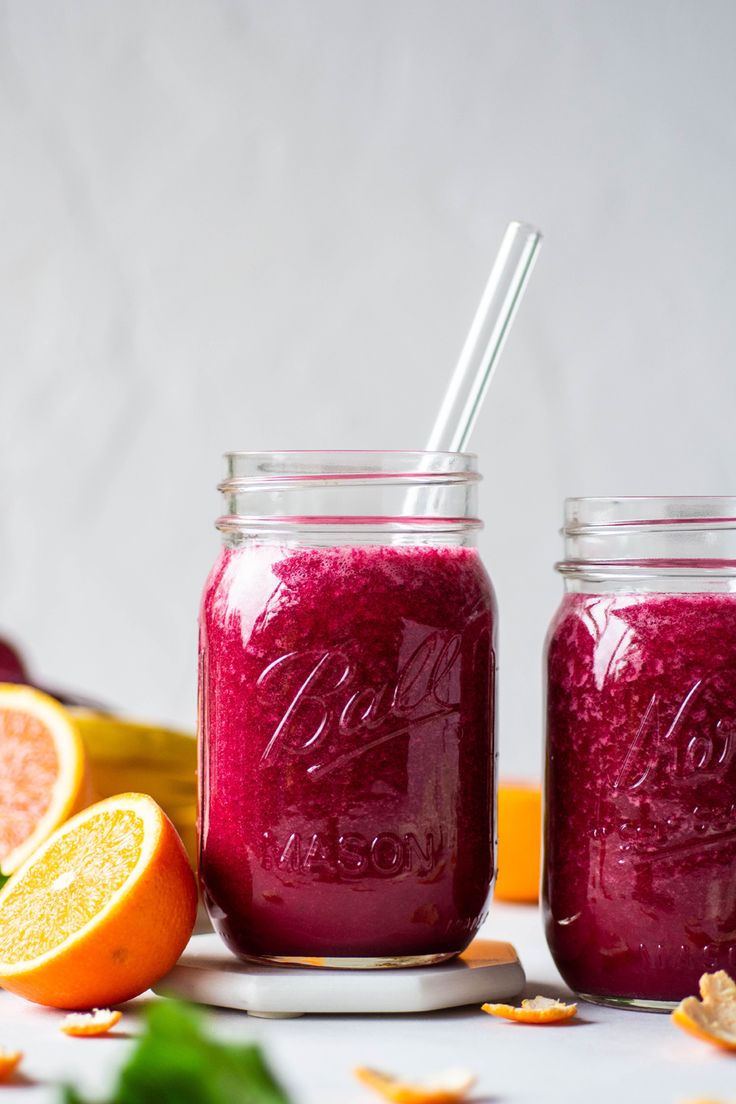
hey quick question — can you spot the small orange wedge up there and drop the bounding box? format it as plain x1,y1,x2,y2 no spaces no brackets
60,1009,123,1037
672,971,736,1052
354,1067,475,1104
0,1048,22,1082
482,995,577,1023
0,684,89,876
0,792,197,1009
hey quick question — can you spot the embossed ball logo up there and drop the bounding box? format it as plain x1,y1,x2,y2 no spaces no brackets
256,629,463,777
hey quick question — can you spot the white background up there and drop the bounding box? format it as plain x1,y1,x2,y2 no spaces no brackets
2,0,735,778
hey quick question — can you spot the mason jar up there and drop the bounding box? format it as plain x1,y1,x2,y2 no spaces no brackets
545,497,736,1009
198,452,496,967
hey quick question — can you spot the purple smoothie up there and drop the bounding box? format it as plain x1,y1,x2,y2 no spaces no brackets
199,541,496,962
545,591,736,1003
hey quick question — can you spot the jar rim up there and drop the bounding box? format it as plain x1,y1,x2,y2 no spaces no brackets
222,450,478,482
559,497,736,581
220,451,481,493
565,496,736,533
217,451,481,536
224,450,478,459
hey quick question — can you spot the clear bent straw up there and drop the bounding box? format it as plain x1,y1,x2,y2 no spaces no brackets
426,220,542,454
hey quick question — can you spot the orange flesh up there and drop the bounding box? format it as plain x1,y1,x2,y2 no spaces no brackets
0,710,59,863
0,810,144,964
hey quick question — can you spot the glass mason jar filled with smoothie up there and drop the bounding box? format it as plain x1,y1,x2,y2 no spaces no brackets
545,497,736,1009
199,452,497,967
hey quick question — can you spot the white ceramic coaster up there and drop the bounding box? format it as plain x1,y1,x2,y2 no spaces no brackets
156,935,525,1017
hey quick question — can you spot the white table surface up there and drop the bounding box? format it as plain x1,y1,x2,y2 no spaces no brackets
0,902,733,1104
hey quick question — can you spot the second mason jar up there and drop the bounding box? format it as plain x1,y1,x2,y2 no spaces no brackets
199,452,496,967
545,497,736,1009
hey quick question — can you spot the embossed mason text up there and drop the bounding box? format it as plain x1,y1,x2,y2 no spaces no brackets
261,829,441,879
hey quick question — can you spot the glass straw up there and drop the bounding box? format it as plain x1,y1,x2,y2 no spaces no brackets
427,221,542,454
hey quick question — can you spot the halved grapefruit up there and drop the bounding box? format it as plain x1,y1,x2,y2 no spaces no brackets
0,684,89,876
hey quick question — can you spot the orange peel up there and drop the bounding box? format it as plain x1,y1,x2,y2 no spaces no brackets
481,994,577,1023
0,1048,22,1082
60,1008,123,1037
672,970,736,1052
354,1066,475,1104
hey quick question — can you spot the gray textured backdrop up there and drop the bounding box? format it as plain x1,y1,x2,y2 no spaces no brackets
2,0,735,777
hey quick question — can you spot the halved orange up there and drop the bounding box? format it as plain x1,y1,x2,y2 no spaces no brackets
0,1048,22,1082
0,792,197,1009
354,1067,475,1104
0,684,89,876
60,1009,123,1037
482,995,577,1023
672,971,736,1052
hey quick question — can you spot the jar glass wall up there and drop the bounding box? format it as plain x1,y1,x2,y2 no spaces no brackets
199,452,497,968
544,497,736,1009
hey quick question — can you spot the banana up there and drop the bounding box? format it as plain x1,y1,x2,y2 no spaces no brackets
70,711,197,865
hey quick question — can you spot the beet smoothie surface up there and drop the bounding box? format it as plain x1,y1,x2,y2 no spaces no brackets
199,540,496,965
545,590,736,1005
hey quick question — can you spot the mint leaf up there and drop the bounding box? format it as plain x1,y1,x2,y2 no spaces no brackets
60,1000,292,1104
0,872,9,889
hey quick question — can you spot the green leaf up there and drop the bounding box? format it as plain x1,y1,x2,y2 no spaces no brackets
0,872,9,889
61,1089,86,1104
59,1000,292,1104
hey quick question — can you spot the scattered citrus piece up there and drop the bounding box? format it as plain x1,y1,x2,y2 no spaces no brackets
482,994,577,1023
60,1008,123,1037
0,1048,22,1082
0,684,89,876
0,792,197,1009
494,781,542,903
672,971,736,1052
354,1066,475,1104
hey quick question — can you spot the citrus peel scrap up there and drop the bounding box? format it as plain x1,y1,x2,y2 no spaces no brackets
672,970,736,1052
0,1048,22,1082
60,1008,123,1037
481,994,577,1023
354,1066,475,1104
